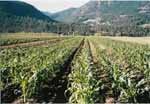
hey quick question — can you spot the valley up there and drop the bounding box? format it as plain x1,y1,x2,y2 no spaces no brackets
0,0,150,103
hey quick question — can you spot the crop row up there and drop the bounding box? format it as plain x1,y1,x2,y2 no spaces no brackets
0,36,149,103
0,37,82,103
67,40,100,104
89,37,150,103
65,37,150,103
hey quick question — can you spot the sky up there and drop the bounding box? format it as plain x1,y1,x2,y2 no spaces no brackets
6,0,147,13
19,0,90,13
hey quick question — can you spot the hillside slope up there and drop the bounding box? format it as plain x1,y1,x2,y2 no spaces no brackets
50,1,150,36
0,1,58,32
50,8,77,23
0,1,55,22
50,1,150,24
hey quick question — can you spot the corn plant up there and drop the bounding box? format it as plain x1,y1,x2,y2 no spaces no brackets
89,37,150,103
0,37,82,102
67,41,100,104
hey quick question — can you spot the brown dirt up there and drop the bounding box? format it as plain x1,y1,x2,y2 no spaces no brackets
0,38,63,49
88,40,114,103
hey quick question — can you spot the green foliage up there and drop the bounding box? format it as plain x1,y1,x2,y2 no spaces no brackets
67,41,101,104
1,36,149,103
0,37,82,102
90,37,150,103
0,1,54,21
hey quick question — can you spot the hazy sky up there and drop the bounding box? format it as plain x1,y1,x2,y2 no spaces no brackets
19,0,90,13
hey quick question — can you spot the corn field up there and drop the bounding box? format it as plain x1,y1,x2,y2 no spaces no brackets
0,34,150,103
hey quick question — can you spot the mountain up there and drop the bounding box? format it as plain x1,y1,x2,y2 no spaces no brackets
0,1,55,22
0,1,91,35
43,11,53,17
50,1,150,24
0,1,149,36
0,1,59,33
50,1,150,36
50,8,77,23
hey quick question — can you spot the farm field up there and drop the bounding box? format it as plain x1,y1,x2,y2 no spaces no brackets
0,34,150,103
0,33,63,46
103,36,150,45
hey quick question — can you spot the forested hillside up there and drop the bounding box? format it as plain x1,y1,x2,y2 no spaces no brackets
50,1,150,36
0,1,149,36
0,1,93,35
0,1,57,33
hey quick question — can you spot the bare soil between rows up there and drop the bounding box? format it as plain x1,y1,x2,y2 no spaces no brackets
0,38,65,49
88,40,115,103
34,39,84,103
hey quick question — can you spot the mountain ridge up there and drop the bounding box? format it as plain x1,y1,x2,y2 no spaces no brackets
49,1,150,36
0,1,58,33
0,1,55,22
0,1,149,36
50,1,150,24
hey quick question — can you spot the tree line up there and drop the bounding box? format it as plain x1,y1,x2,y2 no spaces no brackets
0,15,149,36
